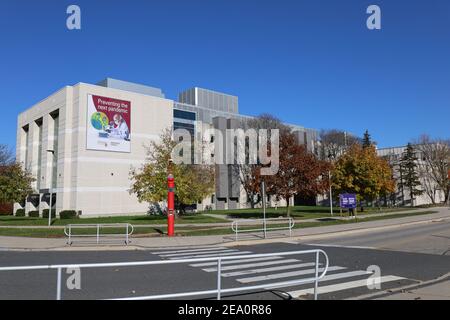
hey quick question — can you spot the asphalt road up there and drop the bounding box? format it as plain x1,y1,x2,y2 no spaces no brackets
0,219,449,300
304,217,450,255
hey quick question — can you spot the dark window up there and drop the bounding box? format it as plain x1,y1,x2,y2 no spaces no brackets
174,109,196,121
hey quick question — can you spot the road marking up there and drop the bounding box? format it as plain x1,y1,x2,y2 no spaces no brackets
261,270,372,291
153,247,228,255
288,275,405,298
190,256,283,267
169,251,253,260
221,262,319,277
319,270,372,282
237,266,346,283
202,259,300,272
305,243,377,250
159,249,238,257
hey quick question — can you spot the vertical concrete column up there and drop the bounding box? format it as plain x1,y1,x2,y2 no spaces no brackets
24,121,39,214
227,118,240,203
14,121,27,213
55,87,74,213
213,117,229,209
39,114,56,215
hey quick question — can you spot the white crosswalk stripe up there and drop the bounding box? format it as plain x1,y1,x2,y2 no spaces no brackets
202,259,300,272
190,256,283,267
287,275,406,298
221,262,319,277
152,246,409,299
237,266,346,283
168,251,253,260
159,249,238,257
153,247,230,255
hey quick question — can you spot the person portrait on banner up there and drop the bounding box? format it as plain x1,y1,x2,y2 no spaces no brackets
109,114,130,140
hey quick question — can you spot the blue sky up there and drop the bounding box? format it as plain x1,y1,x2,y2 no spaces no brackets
1,0,449,150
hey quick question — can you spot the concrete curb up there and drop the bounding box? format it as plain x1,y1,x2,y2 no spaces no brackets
347,272,450,300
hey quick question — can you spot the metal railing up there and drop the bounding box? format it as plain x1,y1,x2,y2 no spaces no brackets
64,223,134,245
231,218,295,241
0,249,329,300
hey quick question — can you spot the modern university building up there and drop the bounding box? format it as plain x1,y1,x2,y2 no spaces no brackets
15,78,317,217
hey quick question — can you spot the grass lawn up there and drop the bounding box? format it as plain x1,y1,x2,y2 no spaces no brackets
0,205,420,227
201,205,418,220
0,210,436,238
0,213,228,227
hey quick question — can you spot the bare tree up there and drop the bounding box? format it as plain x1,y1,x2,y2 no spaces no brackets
317,129,360,161
235,114,288,208
0,144,14,166
415,135,450,204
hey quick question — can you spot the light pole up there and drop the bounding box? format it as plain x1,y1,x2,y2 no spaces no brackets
327,152,334,217
328,171,333,216
46,149,54,227
261,180,267,239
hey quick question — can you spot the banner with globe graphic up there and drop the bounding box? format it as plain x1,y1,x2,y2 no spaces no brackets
86,94,131,153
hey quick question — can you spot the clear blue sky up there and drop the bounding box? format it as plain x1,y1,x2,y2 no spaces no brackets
1,0,449,150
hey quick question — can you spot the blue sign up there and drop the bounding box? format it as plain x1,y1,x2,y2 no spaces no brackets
339,193,357,209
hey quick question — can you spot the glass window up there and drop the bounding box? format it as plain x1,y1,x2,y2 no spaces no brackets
174,109,196,121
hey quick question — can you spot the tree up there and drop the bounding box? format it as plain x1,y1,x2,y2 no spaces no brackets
0,144,34,206
0,144,14,166
399,143,423,206
0,163,34,205
332,144,395,209
129,129,215,214
265,131,331,215
236,114,289,208
362,130,372,148
317,129,360,161
415,135,450,204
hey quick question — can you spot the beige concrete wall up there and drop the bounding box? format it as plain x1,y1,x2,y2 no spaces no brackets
16,83,173,216
16,87,69,214
72,83,173,216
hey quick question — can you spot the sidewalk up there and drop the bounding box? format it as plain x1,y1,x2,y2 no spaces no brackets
0,207,448,251
379,280,450,300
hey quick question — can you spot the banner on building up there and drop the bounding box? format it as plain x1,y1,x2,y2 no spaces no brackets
86,94,131,153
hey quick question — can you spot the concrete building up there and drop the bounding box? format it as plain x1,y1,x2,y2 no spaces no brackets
377,146,446,206
16,79,317,216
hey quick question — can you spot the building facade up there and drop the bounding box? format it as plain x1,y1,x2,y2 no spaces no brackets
16,79,317,216
377,146,446,206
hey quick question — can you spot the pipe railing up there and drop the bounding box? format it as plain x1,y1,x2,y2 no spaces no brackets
231,218,295,241
64,223,134,245
0,249,329,300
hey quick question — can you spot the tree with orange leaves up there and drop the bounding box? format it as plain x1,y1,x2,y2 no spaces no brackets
265,131,332,215
332,144,395,209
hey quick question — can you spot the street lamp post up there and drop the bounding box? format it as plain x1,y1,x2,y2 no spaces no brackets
46,149,54,227
261,180,267,239
329,171,333,216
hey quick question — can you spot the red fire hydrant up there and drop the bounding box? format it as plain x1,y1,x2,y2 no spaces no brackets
167,174,175,237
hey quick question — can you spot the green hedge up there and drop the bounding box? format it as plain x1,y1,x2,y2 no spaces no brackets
15,209,25,217
42,209,56,219
59,210,79,219
28,210,40,218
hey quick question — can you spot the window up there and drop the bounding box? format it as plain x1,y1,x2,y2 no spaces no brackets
174,109,196,121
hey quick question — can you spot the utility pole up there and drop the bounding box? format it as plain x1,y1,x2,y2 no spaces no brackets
46,149,55,227
261,180,267,239
329,171,333,216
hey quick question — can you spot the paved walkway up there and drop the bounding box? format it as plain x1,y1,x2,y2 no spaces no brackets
379,280,450,300
0,207,448,251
